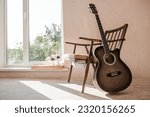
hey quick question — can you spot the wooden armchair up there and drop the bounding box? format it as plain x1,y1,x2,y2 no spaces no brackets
65,24,128,93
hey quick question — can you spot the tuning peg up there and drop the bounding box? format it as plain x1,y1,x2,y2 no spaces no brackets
88,6,92,13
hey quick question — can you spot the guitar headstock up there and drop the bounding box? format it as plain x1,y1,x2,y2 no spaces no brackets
89,3,98,15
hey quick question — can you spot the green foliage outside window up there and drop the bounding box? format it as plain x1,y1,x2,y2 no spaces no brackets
7,23,62,65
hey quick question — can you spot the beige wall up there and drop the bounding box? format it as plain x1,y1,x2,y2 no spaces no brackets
63,0,150,79
0,0,150,80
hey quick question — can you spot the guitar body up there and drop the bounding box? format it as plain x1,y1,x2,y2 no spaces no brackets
93,46,132,92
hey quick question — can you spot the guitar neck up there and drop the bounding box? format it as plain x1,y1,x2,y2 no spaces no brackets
95,15,110,54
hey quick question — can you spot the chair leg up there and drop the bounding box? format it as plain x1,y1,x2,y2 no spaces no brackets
68,64,73,83
81,63,90,93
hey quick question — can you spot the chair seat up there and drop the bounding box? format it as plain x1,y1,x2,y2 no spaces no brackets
64,54,88,62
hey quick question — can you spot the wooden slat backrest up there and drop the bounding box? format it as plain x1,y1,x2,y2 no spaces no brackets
105,24,128,51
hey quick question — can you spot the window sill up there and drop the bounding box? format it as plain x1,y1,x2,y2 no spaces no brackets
0,66,68,72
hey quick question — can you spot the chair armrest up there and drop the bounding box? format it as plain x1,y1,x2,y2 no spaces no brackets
79,37,125,44
79,37,101,42
65,41,91,46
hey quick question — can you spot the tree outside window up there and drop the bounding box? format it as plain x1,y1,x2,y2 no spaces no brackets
7,23,62,65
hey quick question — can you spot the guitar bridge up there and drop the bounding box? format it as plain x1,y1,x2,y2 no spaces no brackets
107,71,121,77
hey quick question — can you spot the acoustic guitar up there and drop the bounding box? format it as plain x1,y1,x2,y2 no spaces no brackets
89,3,132,92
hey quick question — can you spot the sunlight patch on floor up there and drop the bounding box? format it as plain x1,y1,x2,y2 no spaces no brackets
59,84,111,100
20,81,87,100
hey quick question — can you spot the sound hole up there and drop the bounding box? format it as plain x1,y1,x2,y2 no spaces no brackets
107,71,121,77
103,53,116,65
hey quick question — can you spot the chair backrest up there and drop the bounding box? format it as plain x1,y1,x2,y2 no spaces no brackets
105,24,128,51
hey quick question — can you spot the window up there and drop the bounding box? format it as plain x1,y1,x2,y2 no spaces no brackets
7,0,23,65
6,0,62,66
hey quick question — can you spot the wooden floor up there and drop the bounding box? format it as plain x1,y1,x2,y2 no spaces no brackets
0,77,150,100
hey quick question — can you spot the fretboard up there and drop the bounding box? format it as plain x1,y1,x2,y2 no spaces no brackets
95,15,110,54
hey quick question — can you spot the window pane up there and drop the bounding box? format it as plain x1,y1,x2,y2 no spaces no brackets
29,0,62,65
7,0,23,65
